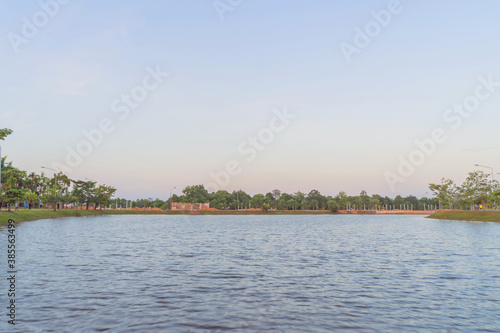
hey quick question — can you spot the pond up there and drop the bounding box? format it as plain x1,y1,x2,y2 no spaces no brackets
1,215,499,332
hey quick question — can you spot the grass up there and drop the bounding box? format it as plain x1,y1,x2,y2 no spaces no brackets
5,209,471,225
0,208,337,224
428,210,500,222
0,209,176,224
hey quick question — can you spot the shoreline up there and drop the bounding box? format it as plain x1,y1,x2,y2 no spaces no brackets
0,209,171,224
427,210,500,222
1,209,435,224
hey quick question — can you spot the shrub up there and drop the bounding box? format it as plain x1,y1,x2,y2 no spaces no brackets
328,200,339,213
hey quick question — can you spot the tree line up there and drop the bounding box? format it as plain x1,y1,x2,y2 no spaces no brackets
0,159,116,211
133,185,440,212
3,128,496,212
1,128,116,211
429,170,500,210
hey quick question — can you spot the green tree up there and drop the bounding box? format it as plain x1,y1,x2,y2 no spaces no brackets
40,186,59,210
429,178,454,209
2,176,27,211
233,190,250,210
0,128,13,141
251,194,265,208
265,192,276,208
393,195,404,210
307,190,323,209
24,190,38,207
336,191,348,210
301,199,309,210
328,200,339,212
370,197,381,210
72,180,96,210
211,190,232,209
294,191,305,210
182,185,209,204
286,198,297,210
489,189,500,209
272,189,281,201
359,190,369,210
277,198,287,210
405,195,419,210
91,185,117,209
461,171,497,209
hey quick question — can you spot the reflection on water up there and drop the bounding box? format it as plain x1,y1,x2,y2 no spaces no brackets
1,215,499,332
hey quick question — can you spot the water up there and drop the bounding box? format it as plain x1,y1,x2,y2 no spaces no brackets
1,215,499,332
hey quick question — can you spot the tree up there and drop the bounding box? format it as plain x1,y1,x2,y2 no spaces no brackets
262,204,270,212
233,190,251,210
182,185,209,204
272,189,281,201
287,198,297,210
489,189,500,209
24,190,38,207
0,128,13,141
41,171,71,210
277,198,287,210
72,180,96,210
40,186,59,210
1,165,28,211
251,194,265,208
393,195,404,209
211,190,232,209
370,197,381,210
429,178,454,209
91,185,117,209
405,195,419,210
294,191,305,210
359,190,369,210
310,199,319,210
461,171,497,210
328,200,339,212
25,172,44,206
265,192,276,208
54,172,71,196
2,176,27,211
307,190,323,209
301,199,309,210
336,191,348,210
384,196,394,209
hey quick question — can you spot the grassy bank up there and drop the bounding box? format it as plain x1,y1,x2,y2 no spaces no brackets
428,210,500,222
0,209,177,224
0,209,439,225
0,209,337,224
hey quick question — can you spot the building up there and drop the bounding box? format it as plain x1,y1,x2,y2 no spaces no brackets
171,202,210,210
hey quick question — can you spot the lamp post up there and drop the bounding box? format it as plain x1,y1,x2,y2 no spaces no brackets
170,187,176,210
475,164,494,181
41,166,58,210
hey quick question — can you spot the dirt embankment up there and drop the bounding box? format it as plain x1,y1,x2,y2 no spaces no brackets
428,211,500,222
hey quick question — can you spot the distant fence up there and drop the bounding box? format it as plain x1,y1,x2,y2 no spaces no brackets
172,203,210,210
338,210,436,215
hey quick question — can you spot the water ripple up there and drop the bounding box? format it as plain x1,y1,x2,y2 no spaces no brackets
1,215,499,332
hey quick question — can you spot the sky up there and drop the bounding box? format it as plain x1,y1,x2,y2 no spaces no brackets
1,0,500,200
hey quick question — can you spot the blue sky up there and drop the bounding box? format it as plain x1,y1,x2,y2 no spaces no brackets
1,0,500,199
